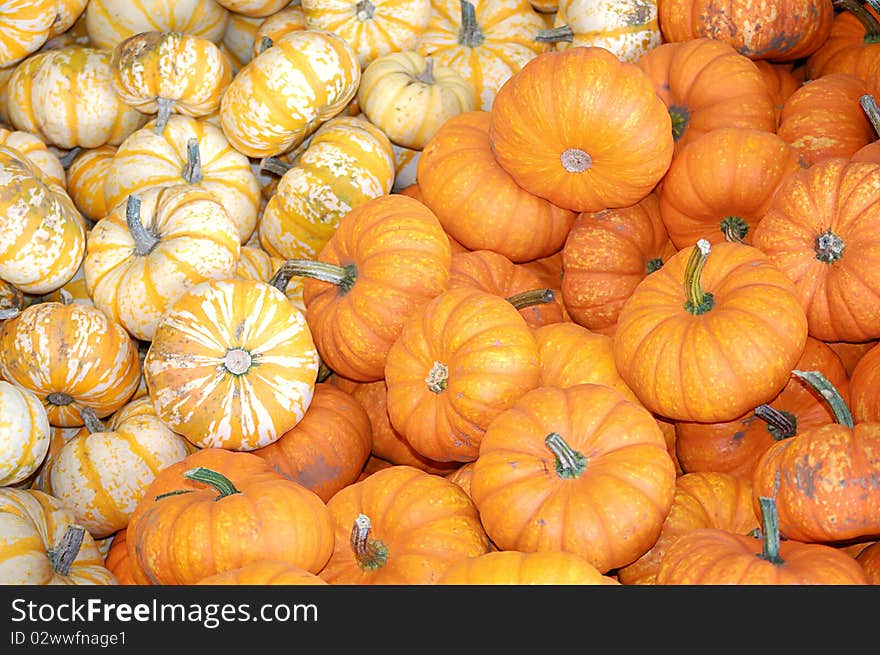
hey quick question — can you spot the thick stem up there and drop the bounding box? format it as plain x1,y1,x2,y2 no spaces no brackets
126,195,160,257
506,288,555,310
350,513,389,571
259,36,273,53
646,257,664,274
416,57,435,84
757,496,784,565
535,25,574,43
183,467,241,499
46,392,73,406
721,216,749,243
154,97,173,134
458,1,485,47
270,259,358,294
425,361,448,393
859,94,880,138
683,239,714,315
356,0,375,21
791,370,854,428
79,406,106,434
560,148,591,172
814,229,845,264
544,432,587,479
837,0,880,43
181,137,203,185
48,525,85,576
260,156,293,177
754,404,797,440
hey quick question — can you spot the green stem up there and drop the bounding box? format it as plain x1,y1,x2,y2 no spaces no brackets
535,25,574,43
721,216,749,243
544,432,587,479
646,257,664,274
47,525,85,576
683,239,714,315
458,1,485,47
126,195,160,257
669,105,690,141
506,288,555,310
758,496,784,565
270,259,358,294
754,404,797,440
183,467,241,499
181,137,202,185
814,229,845,264
350,513,388,571
791,370,854,428
837,0,880,43
259,36,273,53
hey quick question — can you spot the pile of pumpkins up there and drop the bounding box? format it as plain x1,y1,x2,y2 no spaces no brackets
1,0,879,586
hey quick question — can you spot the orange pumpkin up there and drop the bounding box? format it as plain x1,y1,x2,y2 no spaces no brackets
103,528,137,585
436,550,619,585
850,340,880,423
488,46,673,213
195,560,328,585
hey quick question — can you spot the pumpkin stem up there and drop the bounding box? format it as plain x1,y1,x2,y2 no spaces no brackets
506,288,555,310
720,216,749,243
58,289,74,305
458,0,485,47
316,358,334,383
560,148,592,173
350,513,389,571
646,257,664,274
416,57,435,84
270,259,358,294
57,146,82,170
835,0,880,44
224,347,253,376
46,392,73,407
814,229,845,264
79,406,107,434
544,432,587,479
182,467,241,499
669,105,690,141
259,36,273,53
757,496,784,565
683,239,714,315
754,404,798,440
126,195,160,257
47,525,86,577
356,0,376,21
425,361,448,394
154,97,173,135
859,94,880,137
0,307,19,320
791,370,854,428
182,137,203,185
535,25,575,43
260,155,293,177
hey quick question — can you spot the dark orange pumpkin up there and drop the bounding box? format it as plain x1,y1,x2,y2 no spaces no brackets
195,560,328,585
753,60,805,130
805,0,880,84
849,340,880,423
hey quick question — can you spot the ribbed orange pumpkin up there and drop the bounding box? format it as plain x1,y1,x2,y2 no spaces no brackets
436,550,619,585
489,46,673,213
195,560,328,585
471,383,676,574
613,240,808,423
850,341,880,423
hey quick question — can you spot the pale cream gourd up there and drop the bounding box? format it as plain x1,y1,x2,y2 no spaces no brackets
0,382,50,487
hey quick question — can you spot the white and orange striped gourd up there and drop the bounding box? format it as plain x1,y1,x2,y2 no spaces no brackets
0,382,50,488
215,0,292,17
0,0,87,68
66,145,117,222
84,184,242,342
0,126,65,188
251,4,305,59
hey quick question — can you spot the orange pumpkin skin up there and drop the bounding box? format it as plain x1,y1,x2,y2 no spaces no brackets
129,454,334,585
436,550,619,585
658,0,833,62
655,527,870,584
448,249,565,328
849,341,880,424
384,286,542,462
751,158,880,343
302,193,452,382
635,38,776,156
777,73,874,168
250,382,373,503
658,127,805,249
753,60,804,130
195,560,328,585
488,47,674,213
617,471,758,585
103,528,137,586
561,192,677,334
751,422,880,544
470,384,677,574
318,465,490,584
805,3,880,82
612,241,808,423
856,541,880,584
674,336,850,479
417,110,575,262
826,339,879,376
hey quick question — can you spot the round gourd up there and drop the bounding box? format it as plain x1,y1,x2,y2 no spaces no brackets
0,382,50,487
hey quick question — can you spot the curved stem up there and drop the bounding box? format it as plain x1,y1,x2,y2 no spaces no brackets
181,137,202,185
836,0,880,43
260,156,293,177
506,288,555,310
458,1,485,47
791,370,854,428
350,513,389,571
721,216,749,243
270,259,358,294
154,97,173,134
860,94,880,138
535,25,574,43
754,404,798,440
183,467,241,499
48,525,85,576
416,57,435,84
126,195,160,257
79,406,106,434
683,239,714,315
757,496,784,565
544,432,587,479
